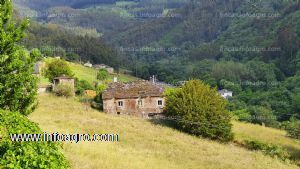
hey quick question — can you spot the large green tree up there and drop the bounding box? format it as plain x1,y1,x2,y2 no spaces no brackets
44,59,74,82
0,0,39,115
164,80,233,142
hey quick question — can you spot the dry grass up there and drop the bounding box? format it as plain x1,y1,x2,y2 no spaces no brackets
29,94,299,169
233,121,300,162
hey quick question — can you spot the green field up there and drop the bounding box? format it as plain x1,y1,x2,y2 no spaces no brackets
29,94,300,169
68,62,139,83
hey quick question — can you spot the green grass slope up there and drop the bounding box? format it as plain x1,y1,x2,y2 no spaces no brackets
29,94,299,169
38,60,139,85
68,62,138,84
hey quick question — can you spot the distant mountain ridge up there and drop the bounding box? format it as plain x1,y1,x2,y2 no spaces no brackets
14,0,117,10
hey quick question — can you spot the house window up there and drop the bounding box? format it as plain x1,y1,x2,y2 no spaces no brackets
158,100,163,106
138,99,143,107
118,101,123,107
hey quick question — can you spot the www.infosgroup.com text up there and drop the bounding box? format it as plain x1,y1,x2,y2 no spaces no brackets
10,132,119,143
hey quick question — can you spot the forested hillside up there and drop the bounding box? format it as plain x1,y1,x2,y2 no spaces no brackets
111,0,299,80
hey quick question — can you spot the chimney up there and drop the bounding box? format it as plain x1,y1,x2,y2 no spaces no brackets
113,77,118,83
150,75,156,84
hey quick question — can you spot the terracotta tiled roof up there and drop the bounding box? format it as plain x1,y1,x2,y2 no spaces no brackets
102,80,164,99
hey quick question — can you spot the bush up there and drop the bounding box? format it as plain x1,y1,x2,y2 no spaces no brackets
0,110,69,168
232,109,252,122
91,84,108,110
244,140,290,161
97,69,109,81
75,80,94,95
247,106,279,128
164,80,234,142
53,84,75,97
283,119,300,140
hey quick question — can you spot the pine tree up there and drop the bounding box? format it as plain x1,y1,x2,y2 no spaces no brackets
0,0,40,115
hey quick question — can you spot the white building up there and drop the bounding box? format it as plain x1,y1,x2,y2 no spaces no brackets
84,61,93,68
218,89,233,99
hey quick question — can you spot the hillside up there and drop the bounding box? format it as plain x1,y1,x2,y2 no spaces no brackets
28,94,299,169
68,62,139,83
108,0,300,81
39,60,139,85
1,0,299,168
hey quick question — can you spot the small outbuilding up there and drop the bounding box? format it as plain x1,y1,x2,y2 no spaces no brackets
53,75,75,89
218,89,233,99
84,61,93,68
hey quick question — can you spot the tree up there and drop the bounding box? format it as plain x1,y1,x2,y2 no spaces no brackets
247,106,279,128
44,59,74,82
164,80,233,142
97,68,109,81
0,0,40,115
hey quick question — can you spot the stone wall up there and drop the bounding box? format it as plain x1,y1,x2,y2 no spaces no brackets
103,96,165,117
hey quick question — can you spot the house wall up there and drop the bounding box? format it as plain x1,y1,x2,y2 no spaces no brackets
38,87,47,93
55,79,75,88
106,68,114,74
103,97,165,117
221,92,233,98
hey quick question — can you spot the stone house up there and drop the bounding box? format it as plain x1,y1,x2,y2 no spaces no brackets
94,64,114,74
94,64,107,69
53,75,75,89
102,80,165,118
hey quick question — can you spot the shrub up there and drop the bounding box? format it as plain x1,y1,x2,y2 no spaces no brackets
0,110,69,168
244,140,290,161
53,84,75,97
283,119,300,140
247,106,279,128
75,80,94,95
92,84,108,110
232,109,252,122
164,80,234,142
44,59,74,82
97,69,109,81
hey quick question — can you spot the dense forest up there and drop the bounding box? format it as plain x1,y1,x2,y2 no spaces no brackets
13,0,300,127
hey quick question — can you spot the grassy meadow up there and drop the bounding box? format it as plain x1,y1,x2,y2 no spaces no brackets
29,94,300,169
69,62,139,84
39,59,138,85
233,121,300,162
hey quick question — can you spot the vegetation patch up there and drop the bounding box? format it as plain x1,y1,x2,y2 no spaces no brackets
243,140,291,162
0,110,69,169
164,80,233,142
